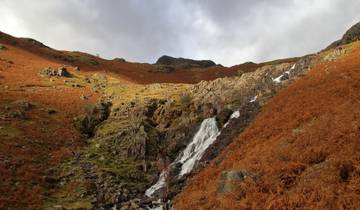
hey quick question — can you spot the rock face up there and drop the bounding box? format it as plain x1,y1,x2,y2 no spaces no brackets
79,102,112,137
39,67,71,77
155,55,216,69
327,21,360,49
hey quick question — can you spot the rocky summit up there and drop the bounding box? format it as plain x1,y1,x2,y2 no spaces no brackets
156,55,217,69
0,7,360,210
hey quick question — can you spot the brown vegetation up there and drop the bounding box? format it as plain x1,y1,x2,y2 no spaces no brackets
0,31,288,84
0,43,98,209
174,44,360,209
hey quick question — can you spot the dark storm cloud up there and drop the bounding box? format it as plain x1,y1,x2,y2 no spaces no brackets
1,0,360,66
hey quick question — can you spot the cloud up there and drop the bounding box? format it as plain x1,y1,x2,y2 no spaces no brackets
0,0,359,66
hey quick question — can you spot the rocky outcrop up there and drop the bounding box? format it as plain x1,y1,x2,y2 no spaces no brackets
78,102,112,137
39,67,71,77
155,55,216,69
326,21,360,49
217,170,253,193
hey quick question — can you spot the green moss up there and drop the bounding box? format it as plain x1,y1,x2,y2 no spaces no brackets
180,94,192,108
95,118,130,137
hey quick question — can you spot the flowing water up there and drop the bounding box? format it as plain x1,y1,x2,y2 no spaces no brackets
145,111,240,199
177,117,220,176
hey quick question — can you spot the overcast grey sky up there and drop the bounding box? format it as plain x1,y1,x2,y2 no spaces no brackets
0,0,360,66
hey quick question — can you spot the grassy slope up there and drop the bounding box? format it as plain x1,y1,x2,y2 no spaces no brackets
174,43,360,209
0,43,99,209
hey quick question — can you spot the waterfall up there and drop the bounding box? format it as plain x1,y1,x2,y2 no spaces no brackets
145,111,240,198
178,117,220,176
145,170,169,198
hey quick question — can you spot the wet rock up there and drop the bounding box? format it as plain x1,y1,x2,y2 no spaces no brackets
218,170,252,193
216,108,233,127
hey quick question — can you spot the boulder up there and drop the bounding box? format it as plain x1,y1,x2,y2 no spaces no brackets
217,170,251,193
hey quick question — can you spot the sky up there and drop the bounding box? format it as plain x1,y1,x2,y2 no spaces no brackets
0,0,360,66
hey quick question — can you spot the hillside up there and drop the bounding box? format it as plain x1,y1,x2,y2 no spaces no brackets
1,20,360,210
174,41,360,209
0,31,266,84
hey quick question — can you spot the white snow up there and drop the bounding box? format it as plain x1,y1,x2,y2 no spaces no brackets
178,117,220,176
291,64,296,70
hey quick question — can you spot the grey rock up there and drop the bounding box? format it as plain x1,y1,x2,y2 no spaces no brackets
39,67,70,77
218,170,252,193
155,55,216,69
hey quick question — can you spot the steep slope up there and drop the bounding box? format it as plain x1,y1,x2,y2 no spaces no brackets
327,21,360,49
174,41,360,209
0,43,99,209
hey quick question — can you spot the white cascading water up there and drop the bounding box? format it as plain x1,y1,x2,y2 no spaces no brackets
145,170,169,197
145,111,240,198
178,117,220,176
